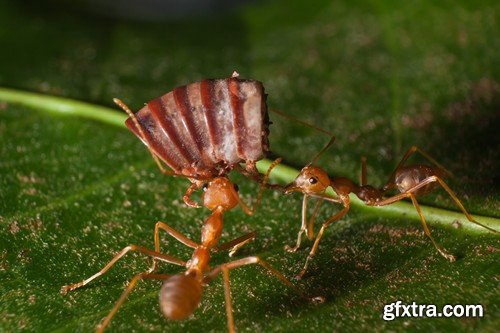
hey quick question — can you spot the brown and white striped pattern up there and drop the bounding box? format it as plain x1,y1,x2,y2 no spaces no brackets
125,77,269,178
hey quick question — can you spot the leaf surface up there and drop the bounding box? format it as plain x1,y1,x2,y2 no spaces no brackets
1,1,499,332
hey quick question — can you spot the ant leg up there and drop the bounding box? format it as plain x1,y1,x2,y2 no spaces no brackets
97,272,170,333
285,195,324,252
434,178,497,233
217,260,322,333
183,181,203,208
308,192,342,203
237,159,284,191
238,158,283,216
285,195,310,253
233,163,258,182
408,194,456,262
61,245,184,294
297,202,350,279
215,231,257,257
411,146,453,178
245,161,262,181
371,177,469,261
149,221,199,272
307,198,324,240
376,175,497,234
154,221,198,251
205,257,324,313
222,268,236,333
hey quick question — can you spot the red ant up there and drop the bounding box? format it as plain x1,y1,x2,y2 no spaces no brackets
114,72,270,208
61,159,322,332
282,137,498,278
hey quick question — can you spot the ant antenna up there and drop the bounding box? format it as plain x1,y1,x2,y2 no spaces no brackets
307,135,336,166
269,108,333,136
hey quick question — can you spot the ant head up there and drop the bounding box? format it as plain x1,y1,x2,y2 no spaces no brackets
201,177,239,211
284,166,330,195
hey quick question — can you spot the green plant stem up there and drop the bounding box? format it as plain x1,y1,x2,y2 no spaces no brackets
0,87,126,127
256,161,500,234
1,86,499,234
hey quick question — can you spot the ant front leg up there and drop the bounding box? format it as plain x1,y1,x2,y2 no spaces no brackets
285,195,322,253
285,195,309,253
286,193,342,254
149,221,199,272
183,181,203,208
297,200,350,279
61,245,184,294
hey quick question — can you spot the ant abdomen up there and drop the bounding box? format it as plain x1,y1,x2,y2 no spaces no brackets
394,164,437,196
159,274,203,321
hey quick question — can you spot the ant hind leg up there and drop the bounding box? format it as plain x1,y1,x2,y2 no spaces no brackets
408,194,456,262
97,272,170,333
434,178,498,234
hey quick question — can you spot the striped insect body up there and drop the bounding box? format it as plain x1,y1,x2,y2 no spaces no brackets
125,75,269,180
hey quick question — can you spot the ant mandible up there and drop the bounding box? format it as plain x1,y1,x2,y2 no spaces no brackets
61,159,322,332
283,137,498,278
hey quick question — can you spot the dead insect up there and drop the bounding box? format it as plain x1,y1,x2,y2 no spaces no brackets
61,159,321,332
114,72,269,208
283,139,498,278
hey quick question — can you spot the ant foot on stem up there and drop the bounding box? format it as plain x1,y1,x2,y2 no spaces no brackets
284,244,299,253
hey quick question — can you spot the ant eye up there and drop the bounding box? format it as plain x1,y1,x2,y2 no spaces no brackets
202,183,208,192
309,177,318,184
233,184,239,192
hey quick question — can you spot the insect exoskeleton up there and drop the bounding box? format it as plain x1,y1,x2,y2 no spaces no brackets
159,273,203,321
122,73,270,207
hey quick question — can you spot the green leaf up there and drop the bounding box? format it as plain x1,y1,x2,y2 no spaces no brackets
1,1,499,332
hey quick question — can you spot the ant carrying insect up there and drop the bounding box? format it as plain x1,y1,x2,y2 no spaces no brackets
282,137,498,278
114,72,271,208
61,159,323,332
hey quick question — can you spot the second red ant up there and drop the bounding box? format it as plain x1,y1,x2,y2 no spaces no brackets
281,137,498,278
